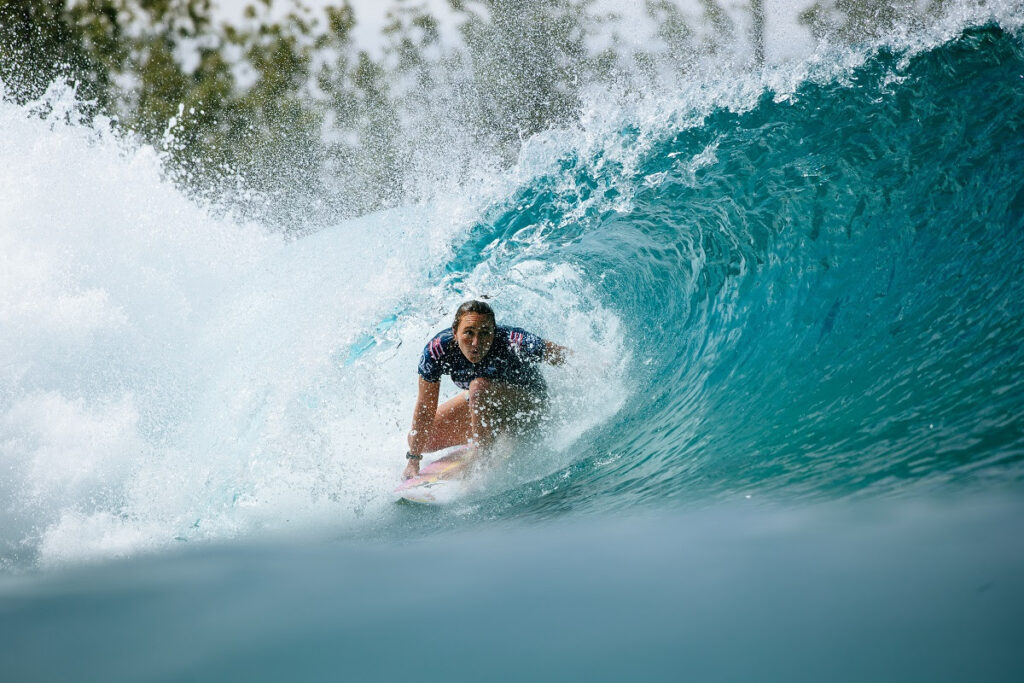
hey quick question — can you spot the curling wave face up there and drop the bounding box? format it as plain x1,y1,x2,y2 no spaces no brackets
1,17,1023,570
454,23,1024,515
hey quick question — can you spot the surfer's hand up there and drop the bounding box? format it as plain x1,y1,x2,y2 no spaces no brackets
402,459,420,480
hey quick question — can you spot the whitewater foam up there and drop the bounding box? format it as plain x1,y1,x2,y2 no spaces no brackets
0,74,630,568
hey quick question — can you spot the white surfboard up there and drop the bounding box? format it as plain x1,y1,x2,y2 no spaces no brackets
393,445,475,505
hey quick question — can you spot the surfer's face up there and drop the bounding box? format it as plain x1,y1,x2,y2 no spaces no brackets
455,313,495,364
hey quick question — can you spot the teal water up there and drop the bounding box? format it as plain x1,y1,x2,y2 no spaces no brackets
436,23,1024,517
2,18,1024,683
558,25,1024,508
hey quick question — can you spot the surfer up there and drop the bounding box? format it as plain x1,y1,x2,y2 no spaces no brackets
403,300,570,479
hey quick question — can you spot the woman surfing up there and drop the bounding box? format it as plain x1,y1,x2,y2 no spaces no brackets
403,300,570,480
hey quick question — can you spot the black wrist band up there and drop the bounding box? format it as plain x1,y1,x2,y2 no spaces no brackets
406,452,423,461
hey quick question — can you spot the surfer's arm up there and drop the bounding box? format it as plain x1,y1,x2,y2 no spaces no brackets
543,341,572,366
407,377,441,454
404,378,439,479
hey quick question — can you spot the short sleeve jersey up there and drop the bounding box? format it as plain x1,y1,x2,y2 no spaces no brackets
418,325,547,391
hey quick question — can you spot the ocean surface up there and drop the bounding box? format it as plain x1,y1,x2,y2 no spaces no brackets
2,5,1024,681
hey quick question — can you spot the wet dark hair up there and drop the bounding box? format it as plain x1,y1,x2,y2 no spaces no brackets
452,300,496,332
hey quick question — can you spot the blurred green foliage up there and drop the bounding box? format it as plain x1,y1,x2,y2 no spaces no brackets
0,0,753,227
799,0,951,43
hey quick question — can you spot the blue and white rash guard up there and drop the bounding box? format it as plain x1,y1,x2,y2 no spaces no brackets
418,325,548,392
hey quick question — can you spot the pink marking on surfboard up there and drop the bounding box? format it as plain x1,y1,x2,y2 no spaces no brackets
394,445,474,497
